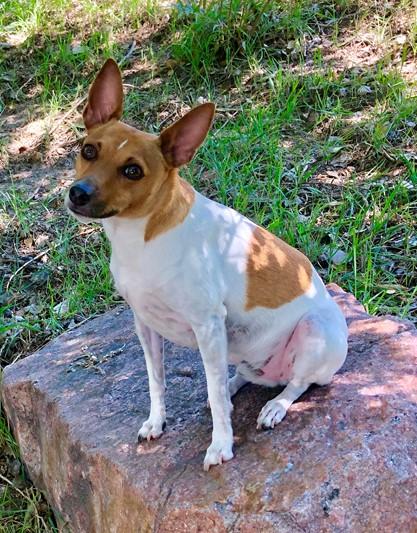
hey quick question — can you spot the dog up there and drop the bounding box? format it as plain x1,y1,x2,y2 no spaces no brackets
66,59,348,471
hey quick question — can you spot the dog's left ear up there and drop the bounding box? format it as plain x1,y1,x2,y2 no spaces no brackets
159,103,215,168
83,58,123,130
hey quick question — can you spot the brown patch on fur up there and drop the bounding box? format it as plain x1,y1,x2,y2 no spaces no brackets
145,177,195,241
245,226,313,310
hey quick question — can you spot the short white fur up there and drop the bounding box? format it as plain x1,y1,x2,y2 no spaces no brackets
100,192,348,470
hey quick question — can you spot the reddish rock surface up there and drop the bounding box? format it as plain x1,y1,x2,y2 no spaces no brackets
1,284,417,532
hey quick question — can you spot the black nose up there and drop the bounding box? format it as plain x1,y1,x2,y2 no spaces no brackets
69,182,95,206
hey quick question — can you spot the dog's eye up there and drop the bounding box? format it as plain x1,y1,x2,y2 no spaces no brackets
122,164,143,180
81,144,97,160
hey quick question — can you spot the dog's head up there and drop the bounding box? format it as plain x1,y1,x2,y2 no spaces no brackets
66,59,214,221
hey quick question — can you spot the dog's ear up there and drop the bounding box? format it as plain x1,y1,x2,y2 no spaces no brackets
159,103,215,168
83,59,123,130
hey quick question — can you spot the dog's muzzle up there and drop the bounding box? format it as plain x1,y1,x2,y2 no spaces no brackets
66,180,118,220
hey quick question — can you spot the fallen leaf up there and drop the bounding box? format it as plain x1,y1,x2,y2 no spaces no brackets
54,300,69,316
358,85,372,95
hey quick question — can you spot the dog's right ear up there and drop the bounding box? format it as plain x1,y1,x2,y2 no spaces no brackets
83,59,123,130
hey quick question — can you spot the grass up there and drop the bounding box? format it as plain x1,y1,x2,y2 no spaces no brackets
1,0,417,530
169,0,356,79
0,187,117,364
0,410,57,531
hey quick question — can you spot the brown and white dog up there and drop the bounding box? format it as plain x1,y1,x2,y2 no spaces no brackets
66,59,348,470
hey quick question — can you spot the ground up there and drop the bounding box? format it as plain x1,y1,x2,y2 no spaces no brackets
0,0,416,530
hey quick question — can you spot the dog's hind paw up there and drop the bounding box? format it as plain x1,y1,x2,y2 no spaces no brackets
256,399,287,430
203,440,234,471
137,418,166,442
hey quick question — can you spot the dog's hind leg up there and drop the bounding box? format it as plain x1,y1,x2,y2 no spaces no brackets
257,306,347,430
229,368,249,398
257,380,309,429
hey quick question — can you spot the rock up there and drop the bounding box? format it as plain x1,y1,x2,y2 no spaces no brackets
358,85,372,95
1,285,417,532
330,249,347,265
70,41,86,55
395,34,407,45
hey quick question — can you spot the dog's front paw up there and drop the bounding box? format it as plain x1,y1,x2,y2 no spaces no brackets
256,399,287,430
203,440,234,471
137,418,166,442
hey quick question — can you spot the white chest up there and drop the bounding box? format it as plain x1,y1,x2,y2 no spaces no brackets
104,218,199,347
115,264,198,347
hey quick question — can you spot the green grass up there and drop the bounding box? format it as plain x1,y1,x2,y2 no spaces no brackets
169,0,355,79
0,0,161,109
0,186,117,363
1,0,417,530
0,412,57,531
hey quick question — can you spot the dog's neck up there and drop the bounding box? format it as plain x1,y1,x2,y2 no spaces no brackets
102,169,195,248
143,169,195,242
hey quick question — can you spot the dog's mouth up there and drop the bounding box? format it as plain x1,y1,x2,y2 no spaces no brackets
66,197,119,221
70,205,119,219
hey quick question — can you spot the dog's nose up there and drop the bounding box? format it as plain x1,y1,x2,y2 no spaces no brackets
69,182,95,206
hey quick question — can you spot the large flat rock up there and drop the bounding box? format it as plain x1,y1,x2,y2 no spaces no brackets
1,284,417,532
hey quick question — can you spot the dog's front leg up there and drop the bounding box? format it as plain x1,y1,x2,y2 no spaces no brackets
192,314,234,470
134,315,166,441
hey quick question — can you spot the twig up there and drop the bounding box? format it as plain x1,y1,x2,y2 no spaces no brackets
68,315,96,330
216,107,240,113
6,222,100,292
0,473,50,530
78,227,98,237
47,95,87,137
158,111,177,129
119,40,137,67
15,75,36,96
0,472,32,503
6,248,51,291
